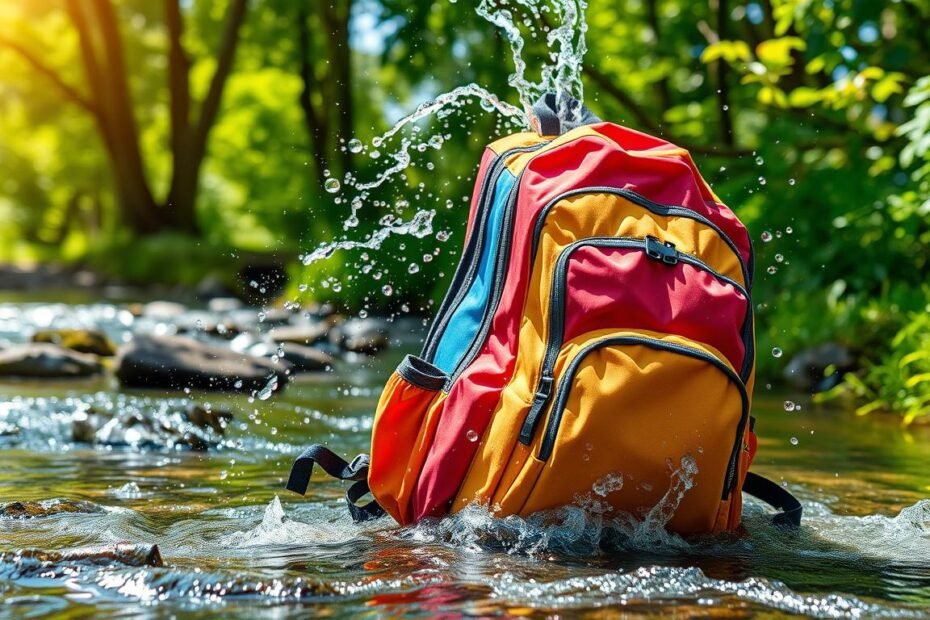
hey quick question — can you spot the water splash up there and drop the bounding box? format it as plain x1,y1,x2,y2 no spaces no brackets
477,0,589,120
219,496,361,548
296,0,591,279
402,454,698,557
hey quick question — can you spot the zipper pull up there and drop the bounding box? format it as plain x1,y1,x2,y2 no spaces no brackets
644,235,679,265
519,375,554,445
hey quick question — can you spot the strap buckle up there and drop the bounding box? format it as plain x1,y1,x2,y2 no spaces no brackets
645,236,679,265
534,375,554,402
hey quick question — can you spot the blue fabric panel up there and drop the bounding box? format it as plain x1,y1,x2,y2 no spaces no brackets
432,169,517,374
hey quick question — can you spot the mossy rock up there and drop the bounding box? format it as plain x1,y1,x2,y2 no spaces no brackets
32,329,117,357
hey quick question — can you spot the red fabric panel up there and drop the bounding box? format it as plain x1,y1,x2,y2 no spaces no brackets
562,247,747,371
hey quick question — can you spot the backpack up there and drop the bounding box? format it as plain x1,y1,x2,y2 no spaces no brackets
287,93,802,534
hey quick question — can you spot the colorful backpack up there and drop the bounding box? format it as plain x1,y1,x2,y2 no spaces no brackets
287,94,802,534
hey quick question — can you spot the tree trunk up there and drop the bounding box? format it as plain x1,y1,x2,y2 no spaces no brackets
165,0,249,235
297,5,331,185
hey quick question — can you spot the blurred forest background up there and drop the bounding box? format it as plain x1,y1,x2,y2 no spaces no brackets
1,0,930,419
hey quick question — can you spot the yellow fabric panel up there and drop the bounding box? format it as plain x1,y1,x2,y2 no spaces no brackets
487,132,548,156
455,329,745,536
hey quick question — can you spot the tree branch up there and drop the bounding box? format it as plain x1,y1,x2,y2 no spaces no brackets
644,0,671,111
0,36,97,116
192,0,248,159
165,0,192,160
583,63,753,157
297,3,331,183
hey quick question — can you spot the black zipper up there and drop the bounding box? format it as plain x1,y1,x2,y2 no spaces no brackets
529,186,753,292
519,236,753,446
533,334,749,498
422,141,549,362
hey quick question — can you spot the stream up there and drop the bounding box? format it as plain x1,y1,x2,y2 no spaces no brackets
0,299,929,618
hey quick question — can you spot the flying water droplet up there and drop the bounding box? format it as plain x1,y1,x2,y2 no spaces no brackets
761,231,773,243
381,285,393,297
790,436,800,446
347,138,363,154
784,400,797,412
466,429,479,443
772,347,783,358
324,178,341,194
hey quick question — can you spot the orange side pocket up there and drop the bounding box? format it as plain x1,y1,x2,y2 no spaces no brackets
368,355,447,525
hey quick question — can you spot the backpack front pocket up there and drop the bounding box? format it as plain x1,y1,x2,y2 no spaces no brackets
520,237,752,448
369,355,448,525
500,330,747,535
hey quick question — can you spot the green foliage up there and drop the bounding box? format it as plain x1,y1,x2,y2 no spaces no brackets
824,310,930,425
1,0,930,418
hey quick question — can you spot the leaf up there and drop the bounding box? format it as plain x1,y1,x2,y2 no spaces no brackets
899,350,930,368
904,372,930,388
789,86,822,107
855,400,886,416
757,37,807,69
700,40,752,64
872,73,908,103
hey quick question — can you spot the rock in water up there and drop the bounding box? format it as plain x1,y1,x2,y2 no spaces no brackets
783,342,855,392
115,335,291,393
277,343,334,372
32,328,117,356
0,499,106,518
186,405,233,434
0,344,103,378
1,544,163,577
269,322,331,346
331,318,390,354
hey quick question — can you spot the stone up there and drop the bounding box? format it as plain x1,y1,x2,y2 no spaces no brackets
783,342,855,392
277,343,335,372
186,404,233,435
143,300,188,319
0,344,103,378
195,275,237,302
32,328,117,356
207,297,244,313
332,318,390,354
1,544,163,576
0,499,105,519
115,335,291,393
269,322,330,346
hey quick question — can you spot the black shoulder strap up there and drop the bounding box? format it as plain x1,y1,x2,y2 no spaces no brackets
286,444,385,523
743,471,803,528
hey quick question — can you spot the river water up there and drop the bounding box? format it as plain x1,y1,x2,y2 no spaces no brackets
0,300,928,618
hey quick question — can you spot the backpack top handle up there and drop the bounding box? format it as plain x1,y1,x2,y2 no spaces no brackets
532,91,601,136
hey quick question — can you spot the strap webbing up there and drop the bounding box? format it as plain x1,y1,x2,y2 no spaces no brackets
286,444,385,523
743,471,803,528
532,91,601,136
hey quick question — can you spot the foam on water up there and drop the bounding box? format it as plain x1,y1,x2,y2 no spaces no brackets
401,455,698,556
490,565,923,617
219,496,361,548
